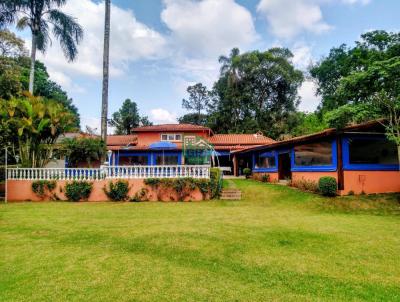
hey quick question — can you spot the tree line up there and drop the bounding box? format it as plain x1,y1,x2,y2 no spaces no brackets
178,30,399,152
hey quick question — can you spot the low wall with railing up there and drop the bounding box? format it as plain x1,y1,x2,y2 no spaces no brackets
7,165,210,180
5,165,212,202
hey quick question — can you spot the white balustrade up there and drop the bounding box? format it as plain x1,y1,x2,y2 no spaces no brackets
6,165,211,181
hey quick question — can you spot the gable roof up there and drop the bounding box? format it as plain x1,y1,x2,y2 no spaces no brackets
132,123,212,133
209,133,275,145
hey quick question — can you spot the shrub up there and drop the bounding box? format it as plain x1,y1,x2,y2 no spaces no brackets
31,180,57,199
210,168,222,199
261,174,270,183
318,177,337,197
104,180,130,201
243,168,252,179
65,181,93,202
290,178,319,193
130,188,149,202
172,178,197,201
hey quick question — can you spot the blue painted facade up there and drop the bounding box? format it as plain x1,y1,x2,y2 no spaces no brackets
252,135,398,173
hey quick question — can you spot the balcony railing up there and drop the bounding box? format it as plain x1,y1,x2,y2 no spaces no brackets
6,165,211,181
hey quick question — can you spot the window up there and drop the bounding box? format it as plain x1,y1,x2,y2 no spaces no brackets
255,154,276,169
156,155,179,165
119,155,148,166
349,138,398,165
294,141,332,166
161,133,182,141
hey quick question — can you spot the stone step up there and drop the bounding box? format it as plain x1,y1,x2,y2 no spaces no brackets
220,189,242,200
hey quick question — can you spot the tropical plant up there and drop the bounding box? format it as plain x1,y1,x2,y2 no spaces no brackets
101,0,111,142
0,95,77,167
61,137,106,167
0,0,83,94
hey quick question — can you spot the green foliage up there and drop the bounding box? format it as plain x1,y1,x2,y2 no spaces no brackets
291,112,327,137
181,83,210,125
210,167,223,199
31,180,56,198
318,177,337,197
0,95,78,167
130,188,149,202
109,99,151,135
323,103,382,129
209,48,304,138
1,0,83,61
104,180,130,201
61,137,106,167
178,113,209,126
243,168,252,179
65,181,93,202
144,176,219,201
310,30,400,112
261,174,270,183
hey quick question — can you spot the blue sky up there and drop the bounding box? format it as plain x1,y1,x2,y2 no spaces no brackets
16,0,400,132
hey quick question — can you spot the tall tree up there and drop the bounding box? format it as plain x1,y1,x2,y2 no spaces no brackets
101,0,111,143
109,99,140,135
181,83,210,125
209,48,303,138
0,0,83,94
0,29,27,57
310,30,400,111
109,99,152,135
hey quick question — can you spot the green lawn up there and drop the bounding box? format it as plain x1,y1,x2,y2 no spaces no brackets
1,180,400,301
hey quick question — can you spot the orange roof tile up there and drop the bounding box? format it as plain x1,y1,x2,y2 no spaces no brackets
107,135,137,146
209,134,275,145
132,123,212,132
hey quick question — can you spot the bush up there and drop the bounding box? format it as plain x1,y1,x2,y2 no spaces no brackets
318,177,337,197
31,180,57,199
261,174,270,183
130,188,149,202
290,178,319,193
65,181,93,202
104,180,130,201
210,168,222,199
243,168,252,179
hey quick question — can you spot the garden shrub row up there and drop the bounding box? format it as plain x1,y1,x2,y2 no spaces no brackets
31,170,223,202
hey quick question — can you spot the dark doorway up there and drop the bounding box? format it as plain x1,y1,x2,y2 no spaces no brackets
278,153,292,180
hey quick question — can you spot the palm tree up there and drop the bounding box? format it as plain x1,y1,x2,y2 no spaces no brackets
101,0,111,143
0,0,83,94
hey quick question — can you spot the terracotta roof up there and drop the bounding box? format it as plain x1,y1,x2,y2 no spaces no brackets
132,123,212,133
107,135,137,146
209,133,275,145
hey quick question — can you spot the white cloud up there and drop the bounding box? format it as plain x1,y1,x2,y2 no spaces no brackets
36,0,166,79
292,43,313,70
341,0,370,5
161,0,257,58
150,108,177,124
257,0,332,39
298,80,321,112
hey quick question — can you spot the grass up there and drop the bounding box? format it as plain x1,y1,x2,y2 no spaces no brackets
1,179,400,301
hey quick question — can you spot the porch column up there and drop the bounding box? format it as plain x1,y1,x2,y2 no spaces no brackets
233,154,238,177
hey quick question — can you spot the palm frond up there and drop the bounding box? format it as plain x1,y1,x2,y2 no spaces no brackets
49,9,83,61
36,20,50,52
16,16,30,30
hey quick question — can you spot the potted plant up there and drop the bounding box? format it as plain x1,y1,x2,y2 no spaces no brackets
243,168,252,179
